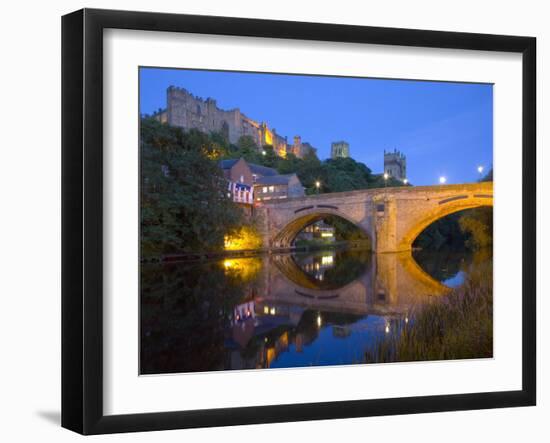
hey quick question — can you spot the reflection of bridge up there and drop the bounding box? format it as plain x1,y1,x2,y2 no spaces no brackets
256,182,493,253
225,251,458,369
258,252,451,317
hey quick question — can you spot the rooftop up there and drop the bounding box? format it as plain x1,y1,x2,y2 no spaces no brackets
219,158,278,177
255,174,298,185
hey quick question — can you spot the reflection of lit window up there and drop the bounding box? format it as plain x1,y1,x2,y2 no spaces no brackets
321,255,334,265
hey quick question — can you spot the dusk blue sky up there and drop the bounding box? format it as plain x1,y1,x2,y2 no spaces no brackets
140,68,493,186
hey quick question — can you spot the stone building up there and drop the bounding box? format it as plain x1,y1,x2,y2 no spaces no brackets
331,141,350,159
384,149,407,180
219,158,280,186
254,174,305,202
295,221,335,243
154,86,317,159
219,158,305,202
290,136,316,159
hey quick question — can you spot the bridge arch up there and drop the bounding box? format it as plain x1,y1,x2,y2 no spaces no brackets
270,209,371,249
397,195,493,252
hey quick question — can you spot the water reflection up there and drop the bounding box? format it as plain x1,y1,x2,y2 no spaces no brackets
140,248,489,374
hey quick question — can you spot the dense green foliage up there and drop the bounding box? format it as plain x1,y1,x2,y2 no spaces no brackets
140,117,401,257
458,168,493,249
140,118,245,258
323,215,371,244
459,207,493,249
414,168,493,251
413,207,493,251
208,129,408,194
141,257,262,373
413,212,467,251
141,117,492,256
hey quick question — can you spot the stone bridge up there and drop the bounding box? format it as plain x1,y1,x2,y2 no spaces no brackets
258,252,450,316
256,182,493,253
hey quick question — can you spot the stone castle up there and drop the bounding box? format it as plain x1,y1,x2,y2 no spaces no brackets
154,86,316,159
152,86,407,178
384,149,407,180
331,141,350,159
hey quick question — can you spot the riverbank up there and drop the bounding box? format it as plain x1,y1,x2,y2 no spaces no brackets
145,240,371,264
365,258,493,363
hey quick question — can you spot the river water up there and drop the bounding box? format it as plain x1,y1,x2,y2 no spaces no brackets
140,248,491,374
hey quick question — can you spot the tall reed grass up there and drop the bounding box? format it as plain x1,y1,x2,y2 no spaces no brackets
366,260,493,363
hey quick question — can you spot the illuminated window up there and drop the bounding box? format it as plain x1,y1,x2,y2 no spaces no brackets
240,175,244,183
269,186,275,192
262,186,268,193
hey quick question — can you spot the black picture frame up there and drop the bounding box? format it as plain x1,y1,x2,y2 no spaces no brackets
62,8,537,435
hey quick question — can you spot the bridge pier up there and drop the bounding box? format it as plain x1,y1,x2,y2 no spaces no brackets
257,183,494,254
373,196,412,253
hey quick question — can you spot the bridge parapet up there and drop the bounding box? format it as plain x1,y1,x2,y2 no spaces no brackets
256,182,493,253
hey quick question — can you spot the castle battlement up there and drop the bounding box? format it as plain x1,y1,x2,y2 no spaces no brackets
331,141,350,159
384,148,407,180
156,86,316,159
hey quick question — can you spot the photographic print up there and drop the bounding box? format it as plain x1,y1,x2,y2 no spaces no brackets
139,68,494,375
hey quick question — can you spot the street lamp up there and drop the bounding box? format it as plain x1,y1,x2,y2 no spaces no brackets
477,165,484,181
315,180,321,194
383,172,389,188
439,176,447,184
403,178,408,185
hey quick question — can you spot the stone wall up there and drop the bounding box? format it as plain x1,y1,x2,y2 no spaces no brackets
384,149,407,180
258,182,493,252
166,86,249,144
224,158,254,185
160,86,316,158
331,141,350,159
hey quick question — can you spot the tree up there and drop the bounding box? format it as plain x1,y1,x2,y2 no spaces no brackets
260,145,278,168
276,152,301,174
480,168,493,182
237,135,258,151
140,118,244,258
323,215,371,245
323,158,372,192
209,130,230,153
221,135,262,164
459,207,493,249
295,150,324,194
413,212,468,251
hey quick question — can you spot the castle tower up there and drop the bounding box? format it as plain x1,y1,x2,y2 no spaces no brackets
331,141,350,159
292,135,302,157
384,149,407,180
